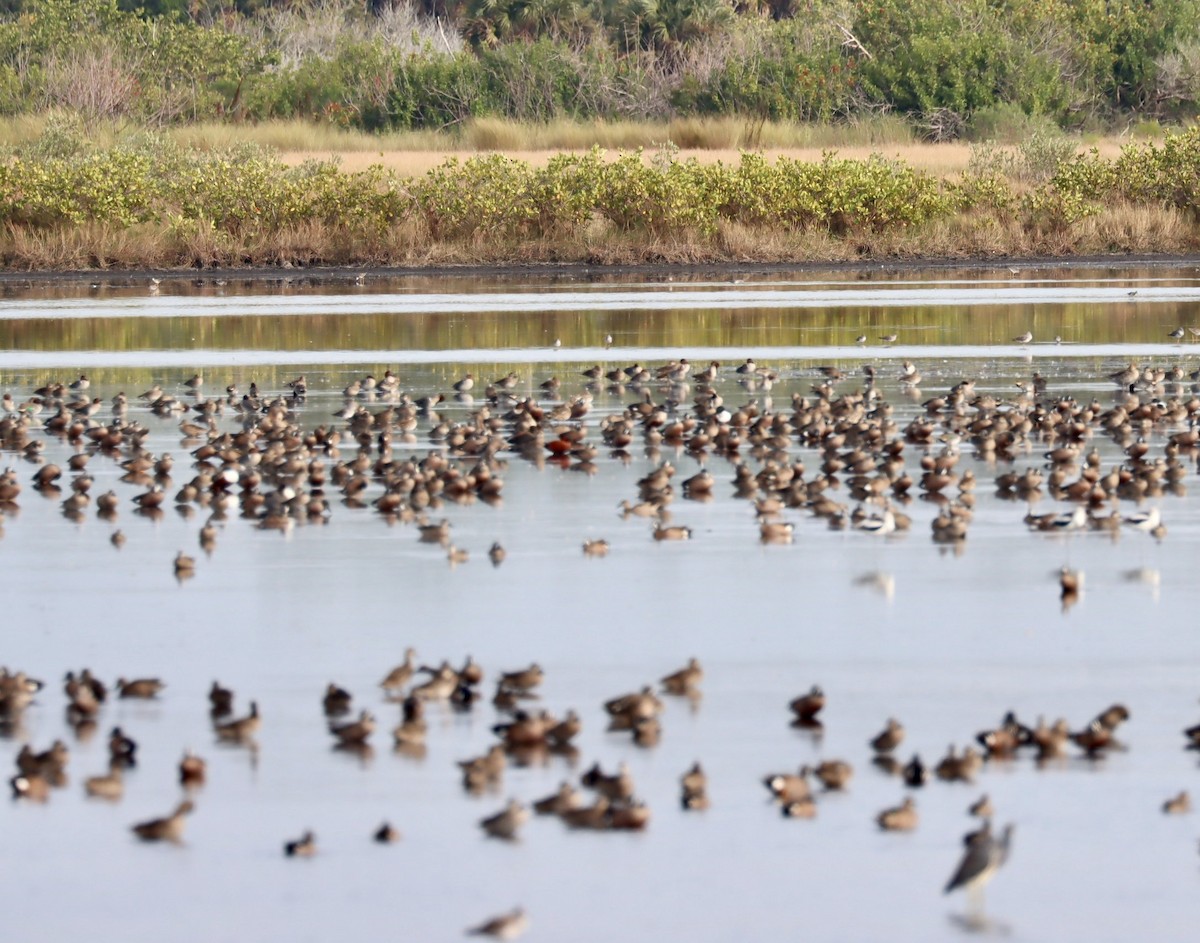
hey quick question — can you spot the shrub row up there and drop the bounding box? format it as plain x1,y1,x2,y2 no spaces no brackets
4,130,1200,243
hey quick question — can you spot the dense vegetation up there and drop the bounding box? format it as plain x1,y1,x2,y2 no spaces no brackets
2,124,1200,269
1,0,1200,137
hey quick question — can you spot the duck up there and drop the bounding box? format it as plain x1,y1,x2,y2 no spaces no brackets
876,797,918,831
680,761,707,801
84,764,124,800
284,830,317,857
179,750,206,787
329,709,374,745
969,794,994,818
380,648,418,692
652,523,692,541
467,907,528,940
660,658,702,695
215,701,260,742
322,683,353,716
763,769,811,804
560,796,612,830
117,677,165,699
870,718,905,754
789,685,825,722
10,773,51,801
108,727,138,767
208,681,234,715
580,761,635,801
781,796,818,818
498,664,543,693
479,799,529,840
533,782,582,816
131,800,194,842
810,760,853,791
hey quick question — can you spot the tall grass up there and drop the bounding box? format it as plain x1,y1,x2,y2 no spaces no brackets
166,120,449,153
0,114,922,155
461,114,918,151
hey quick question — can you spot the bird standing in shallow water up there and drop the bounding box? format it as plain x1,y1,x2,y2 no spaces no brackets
945,821,1014,899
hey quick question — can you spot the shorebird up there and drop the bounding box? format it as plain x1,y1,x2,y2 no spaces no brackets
1123,506,1161,533
855,509,896,535
944,821,1014,897
1012,331,1033,345
1169,326,1185,340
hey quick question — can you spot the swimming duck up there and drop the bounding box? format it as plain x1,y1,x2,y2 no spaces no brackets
284,830,317,857
131,800,194,842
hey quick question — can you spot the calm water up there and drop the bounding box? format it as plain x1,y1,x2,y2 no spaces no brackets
2,265,1199,942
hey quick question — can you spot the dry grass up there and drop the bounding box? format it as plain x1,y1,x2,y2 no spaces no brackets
0,113,1135,180
1078,204,1195,253
278,145,985,177
277,140,1136,178
3,196,1194,272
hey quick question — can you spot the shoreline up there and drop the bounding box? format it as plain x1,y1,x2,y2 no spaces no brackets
2,252,1198,286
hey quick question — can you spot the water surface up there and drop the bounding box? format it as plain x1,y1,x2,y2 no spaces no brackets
2,265,1198,942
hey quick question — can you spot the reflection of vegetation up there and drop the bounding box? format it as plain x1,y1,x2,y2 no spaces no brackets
0,286,1191,363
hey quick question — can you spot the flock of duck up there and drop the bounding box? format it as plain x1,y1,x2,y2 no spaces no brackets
2,344,1199,937
0,346,1190,571
7,646,1200,937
